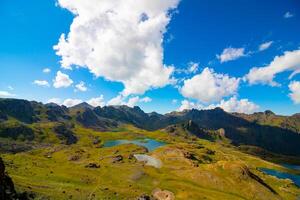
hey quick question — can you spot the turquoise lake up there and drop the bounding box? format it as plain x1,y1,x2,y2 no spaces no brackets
260,167,300,187
103,139,166,151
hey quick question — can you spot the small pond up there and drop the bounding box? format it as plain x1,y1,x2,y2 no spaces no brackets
103,138,166,151
260,167,300,187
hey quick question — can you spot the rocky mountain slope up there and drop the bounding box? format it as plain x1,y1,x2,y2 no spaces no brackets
0,157,32,199
0,98,300,199
1,98,300,156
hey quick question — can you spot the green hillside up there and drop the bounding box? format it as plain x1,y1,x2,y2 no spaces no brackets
0,98,300,199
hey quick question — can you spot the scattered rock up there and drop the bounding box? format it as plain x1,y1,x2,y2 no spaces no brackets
152,188,174,200
69,154,81,161
205,149,215,155
183,151,198,160
43,152,52,158
137,194,152,200
93,137,101,145
114,150,119,154
112,155,123,163
69,149,85,161
128,153,136,160
85,163,100,168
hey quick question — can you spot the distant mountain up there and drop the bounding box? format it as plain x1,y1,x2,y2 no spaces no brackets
0,98,38,123
1,98,300,156
76,107,118,131
166,108,300,156
163,120,225,141
234,110,300,134
70,102,94,110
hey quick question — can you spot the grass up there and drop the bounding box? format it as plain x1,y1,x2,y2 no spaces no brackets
1,124,300,199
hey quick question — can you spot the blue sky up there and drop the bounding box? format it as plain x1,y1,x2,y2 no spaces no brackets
0,0,300,115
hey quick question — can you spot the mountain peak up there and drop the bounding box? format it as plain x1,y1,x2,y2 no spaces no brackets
264,110,275,115
71,102,94,110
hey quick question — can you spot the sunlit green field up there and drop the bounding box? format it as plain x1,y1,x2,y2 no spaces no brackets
1,124,300,200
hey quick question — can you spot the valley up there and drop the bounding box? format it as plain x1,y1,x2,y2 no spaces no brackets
0,98,300,199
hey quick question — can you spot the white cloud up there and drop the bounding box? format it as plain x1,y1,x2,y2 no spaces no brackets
0,91,16,98
7,86,13,90
107,95,152,107
43,68,51,73
259,41,273,51
140,96,152,103
289,81,300,104
246,50,300,86
33,80,50,87
53,71,73,88
107,95,124,106
175,62,199,75
178,100,202,111
208,96,259,114
63,98,83,107
47,96,105,107
54,0,179,96
172,99,178,104
75,81,87,92
180,67,240,103
127,96,140,107
188,62,199,73
178,97,259,114
284,12,294,19
217,47,245,63
87,95,105,107
47,98,62,105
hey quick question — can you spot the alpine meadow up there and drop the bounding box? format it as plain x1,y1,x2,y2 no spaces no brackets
1,0,300,200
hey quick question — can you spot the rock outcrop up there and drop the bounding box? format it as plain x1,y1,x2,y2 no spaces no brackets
0,157,31,200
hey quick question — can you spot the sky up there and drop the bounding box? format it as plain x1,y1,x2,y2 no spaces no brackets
0,0,300,115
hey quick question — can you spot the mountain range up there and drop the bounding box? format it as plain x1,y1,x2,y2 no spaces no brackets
1,98,300,156
1,98,300,199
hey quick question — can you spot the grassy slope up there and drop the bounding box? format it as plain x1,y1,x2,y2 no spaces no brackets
1,124,300,200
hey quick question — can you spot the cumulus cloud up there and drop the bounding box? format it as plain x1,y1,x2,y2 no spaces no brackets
188,62,199,73
54,0,179,96
75,81,87,92
107,95,124,106
284,12,294,19
178,97,259,114
140,97,152,103
33,80,50,87
62,98,83,107
180,67,240,103
127,96,141,107
53,71,73,88
43,68,51,73
178,100,202,111
0,91,16,98
217,47,245,63
87,95,105,107
208,96,259,114
47,96,105,107
245,50,300,86
174,62,200,75
289,81,300,104
259,41,273,51
107,95,152,107
47,98,62,105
